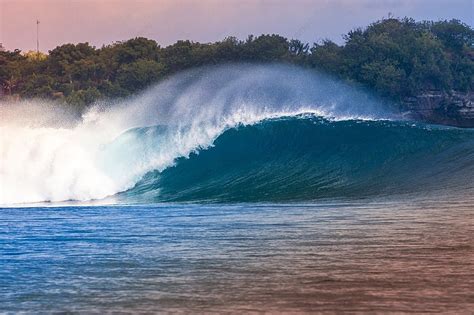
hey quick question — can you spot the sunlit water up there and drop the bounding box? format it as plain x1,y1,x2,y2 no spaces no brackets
1,196,473,313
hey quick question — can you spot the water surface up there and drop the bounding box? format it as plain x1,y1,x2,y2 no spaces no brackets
1,197,473,313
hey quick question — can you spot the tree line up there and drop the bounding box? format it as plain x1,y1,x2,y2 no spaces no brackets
0,18,473,109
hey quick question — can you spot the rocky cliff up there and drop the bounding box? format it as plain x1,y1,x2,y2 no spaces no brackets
401,91,474,128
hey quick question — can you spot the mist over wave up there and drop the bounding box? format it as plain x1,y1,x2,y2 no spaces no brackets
0,63,444,205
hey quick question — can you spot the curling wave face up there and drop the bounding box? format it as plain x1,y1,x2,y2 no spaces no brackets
122,117,474,202
1,64,471,205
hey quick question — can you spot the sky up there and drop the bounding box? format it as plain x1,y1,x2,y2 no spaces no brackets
0,0,472,52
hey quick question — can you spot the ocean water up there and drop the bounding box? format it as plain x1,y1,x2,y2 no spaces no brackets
1,197,473,313
1,65,474,312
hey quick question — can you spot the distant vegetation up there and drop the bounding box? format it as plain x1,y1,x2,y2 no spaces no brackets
0,18,473,108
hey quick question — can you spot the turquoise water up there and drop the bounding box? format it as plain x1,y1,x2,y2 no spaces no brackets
1,197,473,313
123,117,474,202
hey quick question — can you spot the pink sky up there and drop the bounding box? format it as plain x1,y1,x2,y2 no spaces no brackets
0,0,472,52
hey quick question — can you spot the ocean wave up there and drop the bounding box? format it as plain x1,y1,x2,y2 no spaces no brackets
120,116,474,202
2,64,471,205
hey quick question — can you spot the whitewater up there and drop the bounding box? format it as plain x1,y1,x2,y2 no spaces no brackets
1,64,473,205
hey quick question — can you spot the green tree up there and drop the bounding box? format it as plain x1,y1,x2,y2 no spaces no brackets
1,16,472,109
117,59,166,93
112,37,160,63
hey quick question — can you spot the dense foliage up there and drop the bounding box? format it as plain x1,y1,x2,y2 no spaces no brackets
1,18,473,108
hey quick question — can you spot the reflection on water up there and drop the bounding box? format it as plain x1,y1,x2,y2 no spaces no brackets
1,197,473,313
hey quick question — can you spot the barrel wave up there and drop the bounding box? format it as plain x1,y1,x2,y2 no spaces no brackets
122,116,474,202
1,64,473,205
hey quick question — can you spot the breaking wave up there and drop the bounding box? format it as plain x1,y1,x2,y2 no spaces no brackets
1,64,472,205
